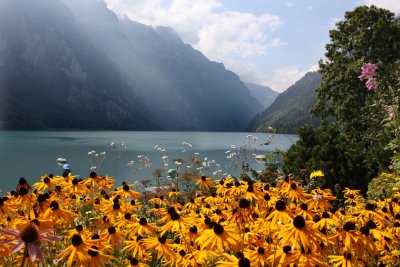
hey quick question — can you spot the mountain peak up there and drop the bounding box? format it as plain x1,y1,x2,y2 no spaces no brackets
247,72,322,133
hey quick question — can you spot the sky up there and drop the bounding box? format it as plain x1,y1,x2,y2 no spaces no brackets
104,0,400,92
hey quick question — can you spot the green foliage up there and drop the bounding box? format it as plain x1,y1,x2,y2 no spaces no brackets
290,5,400,192
312,5,400,143
367,172,400,200
282,123,388,192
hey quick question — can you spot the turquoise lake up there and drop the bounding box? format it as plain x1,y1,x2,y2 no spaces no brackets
0,131,297,192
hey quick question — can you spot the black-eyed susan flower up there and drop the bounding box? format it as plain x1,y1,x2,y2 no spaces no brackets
123,235,150,260
328,253,361,267
129,217,158,237
112,182,141,200
195,175,213,191
56,234,98,267
42,200,75,226
278,215,321,253
142,235,175,261
195,223,239,254
267,245,300,266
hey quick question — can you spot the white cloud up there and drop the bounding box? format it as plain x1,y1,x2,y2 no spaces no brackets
104,0,284,60
365,0,400,15
259,65,319,93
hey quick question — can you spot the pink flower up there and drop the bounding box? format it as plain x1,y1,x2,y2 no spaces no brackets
0,223,61,263
365,78,378,91
358,63,378,81
387,106,394,119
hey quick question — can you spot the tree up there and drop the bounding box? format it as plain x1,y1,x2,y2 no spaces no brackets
312,5,400,145
282,123,385,192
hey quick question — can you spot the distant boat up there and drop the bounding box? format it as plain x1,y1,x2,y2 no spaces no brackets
57,158,67,166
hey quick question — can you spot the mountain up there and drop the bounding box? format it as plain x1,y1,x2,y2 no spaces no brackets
245,82,279,109
247,72,322,133
0,0,158,130
0,0,263,131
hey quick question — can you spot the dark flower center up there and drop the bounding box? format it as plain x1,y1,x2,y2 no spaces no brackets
72,178,79,185
158,236,167,244
72,234,83,246
88,245,99,256
108,226,116,234
213,224,224,235
37,194,47,203
346,253,352,259
20,224,39,243
130,258,139,265
90,171,97,178
76,225,83,231
18,187,29,195
283,245,292,254
50,201,59,210
264,184,270,191
360,226,370,236
293,215,306,229
322,212,330,218
365,203,375,211
247,186,254,193
215,209,222,215
290,183,297,190
91,234,100,240
131,200,136,205
190,226,198,234
366,220,377,229
136,235,143,242
139,218,147,225
257,247,265,254
239,198,251,209
31,219,40,226
275,200,286,211
113,203,120,210
123,184,130,191
264,193,271,201
167,207,176,215
125,213,132,220
171,212,180,220
179,250,186,256
201,176,207,181
343,221,356,231
43,177,50,184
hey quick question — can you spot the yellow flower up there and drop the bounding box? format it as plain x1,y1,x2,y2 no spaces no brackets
310,170,324,179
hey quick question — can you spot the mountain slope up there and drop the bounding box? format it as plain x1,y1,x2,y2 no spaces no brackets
0,0,158,130
0,0,263,131
245,82,279,109
247,72,322,133
60,0,264,131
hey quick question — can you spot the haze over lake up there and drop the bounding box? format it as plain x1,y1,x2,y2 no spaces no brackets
0,131,297,191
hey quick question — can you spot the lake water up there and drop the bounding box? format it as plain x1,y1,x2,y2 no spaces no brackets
0,131,297,192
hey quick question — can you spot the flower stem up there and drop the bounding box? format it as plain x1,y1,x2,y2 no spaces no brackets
20,243,28,267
